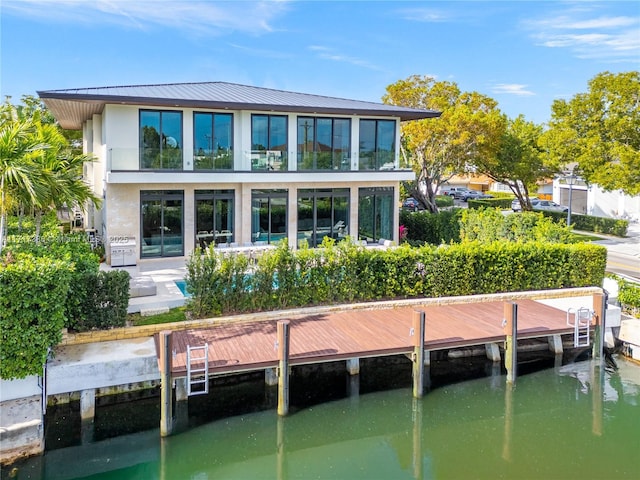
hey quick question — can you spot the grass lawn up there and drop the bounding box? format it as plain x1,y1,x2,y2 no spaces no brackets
128,307,188,326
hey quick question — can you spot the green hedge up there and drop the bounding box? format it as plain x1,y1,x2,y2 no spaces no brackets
536,210,628,237
1,257,73,379
399,209,462,245
185,239,606,319
468,197,514,209
70,270,131,331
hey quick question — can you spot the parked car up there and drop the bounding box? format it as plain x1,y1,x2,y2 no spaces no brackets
452,188,474,200
512,197,538,212
402,197,421,211
531,200,569,213
461,191,494,202
439,186,469,197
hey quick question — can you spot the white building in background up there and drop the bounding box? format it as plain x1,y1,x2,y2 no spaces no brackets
38,82,439,264
553,178,640,222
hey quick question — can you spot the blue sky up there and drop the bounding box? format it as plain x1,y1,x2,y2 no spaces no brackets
1,0,638,124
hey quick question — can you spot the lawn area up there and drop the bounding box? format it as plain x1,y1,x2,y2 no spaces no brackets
128,307,188,326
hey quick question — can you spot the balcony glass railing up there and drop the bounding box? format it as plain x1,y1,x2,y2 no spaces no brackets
106,148,402,172
358,151,398,171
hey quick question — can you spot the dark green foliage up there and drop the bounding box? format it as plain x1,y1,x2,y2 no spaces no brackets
70,270,130,331
535,210,628,237
185,239,606,319
1,257,72,379
468,197,513,209
399,209,462,245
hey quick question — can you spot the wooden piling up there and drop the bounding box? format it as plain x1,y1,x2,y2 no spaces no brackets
592,292,605,361
277,320,290,416
412,310,425,398
159,330,173,437
503,302,518,385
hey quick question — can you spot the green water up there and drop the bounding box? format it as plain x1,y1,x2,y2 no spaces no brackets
7,358,640,479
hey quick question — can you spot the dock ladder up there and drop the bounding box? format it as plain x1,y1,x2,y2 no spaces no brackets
567,308,592,348
187,344,209,396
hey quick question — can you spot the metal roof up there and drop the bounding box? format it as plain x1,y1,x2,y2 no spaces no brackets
37,81,440,129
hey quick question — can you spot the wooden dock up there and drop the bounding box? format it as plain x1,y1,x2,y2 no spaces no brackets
158,298,594,377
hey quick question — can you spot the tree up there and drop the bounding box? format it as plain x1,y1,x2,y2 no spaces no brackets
545,71,640,196
0,100,47,254
383,75,505,212
475,115,557,211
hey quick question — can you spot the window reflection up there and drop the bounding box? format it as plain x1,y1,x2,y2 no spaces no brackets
359,119,396,171
297,189,349,247
251,115,288,171
251,189,288,243
195,190,235,248
194,113,233,170
298,117,351,170
358,187,393,243
140,111,183,170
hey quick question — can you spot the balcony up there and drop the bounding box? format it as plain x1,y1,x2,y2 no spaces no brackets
104,148,414,184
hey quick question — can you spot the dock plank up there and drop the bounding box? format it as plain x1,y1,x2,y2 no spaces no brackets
161,298,582,377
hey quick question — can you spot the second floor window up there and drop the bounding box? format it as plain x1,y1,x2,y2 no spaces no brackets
359,119,396,171
194,112,233,170
140,110,183,170
251,114,288,171
297,117,351,171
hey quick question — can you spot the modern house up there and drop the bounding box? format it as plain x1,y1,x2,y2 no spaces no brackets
38,82,439,264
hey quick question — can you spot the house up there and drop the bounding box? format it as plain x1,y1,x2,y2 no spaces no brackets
38,82,439,264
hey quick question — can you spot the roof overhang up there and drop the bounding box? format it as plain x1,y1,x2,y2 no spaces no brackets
38,83,441,129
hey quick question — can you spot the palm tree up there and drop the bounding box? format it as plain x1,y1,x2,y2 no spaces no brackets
0,104,47,255
27,117,101,243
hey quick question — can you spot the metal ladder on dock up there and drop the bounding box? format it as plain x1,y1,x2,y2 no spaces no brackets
187,344,209,396
567,308,592,348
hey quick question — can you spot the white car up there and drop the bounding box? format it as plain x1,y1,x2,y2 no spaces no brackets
531,200,569,213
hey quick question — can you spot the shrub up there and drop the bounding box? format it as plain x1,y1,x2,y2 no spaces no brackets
611,275,640,317
536,210,628,237
0,256,73,379
468,197,514,209
185,240,607,319
400,209,462,245
71,270,131,331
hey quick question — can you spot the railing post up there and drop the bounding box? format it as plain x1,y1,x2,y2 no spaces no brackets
277,320,291,416
412,310,426,398
503,302,518,385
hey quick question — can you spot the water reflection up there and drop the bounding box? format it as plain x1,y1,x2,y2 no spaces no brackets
6,357,640,480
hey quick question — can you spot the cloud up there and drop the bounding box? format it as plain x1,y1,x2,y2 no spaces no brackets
524,9,640,62
491,84,535,96
307,45,381,71
2,0,290,35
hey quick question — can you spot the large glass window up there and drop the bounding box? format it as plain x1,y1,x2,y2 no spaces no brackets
140,110,183,169
358,187,394,243
193,112,233,170
141,190,184,257
358,119,396,171
297,189,349,247
251,189,288,244
297,117,351,170
251,115,288,171
195,190,235,248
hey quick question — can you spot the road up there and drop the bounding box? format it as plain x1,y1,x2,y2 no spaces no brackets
604,245,640,281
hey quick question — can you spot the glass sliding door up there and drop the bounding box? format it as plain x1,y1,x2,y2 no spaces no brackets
195,190,235,248
358,187,393,243
141,190,184,257
297,189,349,247
251,189,288,244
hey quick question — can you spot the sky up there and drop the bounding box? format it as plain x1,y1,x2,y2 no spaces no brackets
1,0,638,125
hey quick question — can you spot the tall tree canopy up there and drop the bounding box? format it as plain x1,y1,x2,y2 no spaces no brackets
383,75,505,212
544,71,640,196
474,115,557,211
